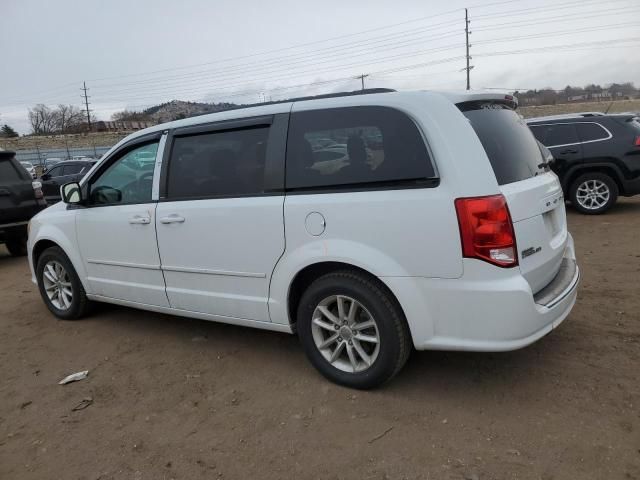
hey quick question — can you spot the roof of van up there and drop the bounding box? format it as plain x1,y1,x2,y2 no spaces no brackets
114,89,518,148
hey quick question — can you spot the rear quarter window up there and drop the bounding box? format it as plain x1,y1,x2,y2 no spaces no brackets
0,160,25,182
462,106,544,185
286,106,435,190
576,122,610,142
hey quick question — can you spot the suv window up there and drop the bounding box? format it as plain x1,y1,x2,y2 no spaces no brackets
46,165,64,177
63,164,84,176
576,122,610,142
463,106,545,185
0,160,22,181
167,126,269,199
529,123,579,147
286,106,434,190
89,141,159,205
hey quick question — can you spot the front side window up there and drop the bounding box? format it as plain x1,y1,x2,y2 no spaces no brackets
89,141,158,205
576,122,610,142
62,164,84,176
286,106,434,190
167,126,269,199
47,165,64,177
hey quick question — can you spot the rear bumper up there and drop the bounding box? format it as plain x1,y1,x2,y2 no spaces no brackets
382,234,579,352
621,176,640,196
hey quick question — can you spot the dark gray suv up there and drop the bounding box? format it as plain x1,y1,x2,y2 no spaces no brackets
528,114,640,214
0,150,47,256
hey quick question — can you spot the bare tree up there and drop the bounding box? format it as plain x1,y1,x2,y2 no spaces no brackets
29,104,57,134
55,104,84,133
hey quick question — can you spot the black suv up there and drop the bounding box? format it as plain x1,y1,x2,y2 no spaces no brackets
40,159,97,203
0,150,47,256
528,114,640,214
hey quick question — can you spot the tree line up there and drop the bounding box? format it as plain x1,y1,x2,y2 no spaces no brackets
516,82,637,106
28,104,93,135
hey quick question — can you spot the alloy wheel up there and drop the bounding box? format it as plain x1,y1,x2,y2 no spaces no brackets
311,295,380,373
575,179,610,210
42,260,73,310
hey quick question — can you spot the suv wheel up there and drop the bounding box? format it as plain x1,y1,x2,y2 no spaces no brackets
569,172,618,215
297,270,411,389
36,246,90,320
5,235,27,257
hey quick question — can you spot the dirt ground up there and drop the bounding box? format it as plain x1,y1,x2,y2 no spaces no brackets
1,200,639,480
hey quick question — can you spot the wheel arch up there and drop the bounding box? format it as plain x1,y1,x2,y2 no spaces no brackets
31,236,90,293
563,163,625,195
285,261,407,331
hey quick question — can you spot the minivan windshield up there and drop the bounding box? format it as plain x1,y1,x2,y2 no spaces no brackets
461,103,545,185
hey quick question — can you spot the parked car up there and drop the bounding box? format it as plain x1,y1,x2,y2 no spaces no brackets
20,161,37,178
0,150,46,256
527,114,640,214
39,160,97,203
27,90,579,388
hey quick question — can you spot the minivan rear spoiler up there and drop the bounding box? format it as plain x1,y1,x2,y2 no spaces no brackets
435,92,517,111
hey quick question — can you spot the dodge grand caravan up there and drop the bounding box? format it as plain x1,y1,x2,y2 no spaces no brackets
28,90,580,388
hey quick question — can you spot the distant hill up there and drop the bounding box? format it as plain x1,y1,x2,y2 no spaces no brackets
112,100,242,123
141,100,241,123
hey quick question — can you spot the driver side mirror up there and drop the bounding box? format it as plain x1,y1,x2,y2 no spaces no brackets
61,182,82,205
41,173,51,181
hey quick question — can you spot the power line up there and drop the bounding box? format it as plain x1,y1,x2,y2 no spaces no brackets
472,0,634,20
89,46,466,103
86,11,463,84
473,5,640,31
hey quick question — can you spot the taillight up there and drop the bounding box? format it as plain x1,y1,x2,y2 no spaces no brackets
634,136,640,146
32,180,44,199
455,194,518,268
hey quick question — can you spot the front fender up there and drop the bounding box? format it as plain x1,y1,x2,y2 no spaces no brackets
28,207,89,293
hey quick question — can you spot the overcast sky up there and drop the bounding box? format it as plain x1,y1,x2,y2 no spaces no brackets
1,0,639,133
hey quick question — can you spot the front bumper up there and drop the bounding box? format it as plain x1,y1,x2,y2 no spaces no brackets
383,234,580,352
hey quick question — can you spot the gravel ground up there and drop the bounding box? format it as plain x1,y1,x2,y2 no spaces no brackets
1,199,639,480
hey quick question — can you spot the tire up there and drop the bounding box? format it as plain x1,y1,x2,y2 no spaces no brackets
297,270,411,389
569,172,618,215
5,236,27,256
36,246,91,320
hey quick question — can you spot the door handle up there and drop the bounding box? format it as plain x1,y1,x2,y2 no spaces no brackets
159,214,185,224
128,214,151,225
559,149,578,155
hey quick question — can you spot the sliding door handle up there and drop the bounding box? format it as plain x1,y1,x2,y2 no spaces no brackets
160,214,185,224
128,214,151,225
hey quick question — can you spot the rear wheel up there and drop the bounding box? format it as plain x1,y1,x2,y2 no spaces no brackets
569,172,618,215
5,235,27,256
297,270,411,389
36,246,91,320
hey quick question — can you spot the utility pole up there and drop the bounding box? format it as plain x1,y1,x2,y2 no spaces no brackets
465,9,472,90
81,81,92,131
355,73,369,90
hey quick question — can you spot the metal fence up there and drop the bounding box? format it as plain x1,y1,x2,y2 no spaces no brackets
14,145,113,168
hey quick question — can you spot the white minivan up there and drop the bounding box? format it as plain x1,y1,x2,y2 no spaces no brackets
27,90,579,388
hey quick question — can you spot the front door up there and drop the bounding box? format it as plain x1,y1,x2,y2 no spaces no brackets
76,137,169,307
155,118,286,322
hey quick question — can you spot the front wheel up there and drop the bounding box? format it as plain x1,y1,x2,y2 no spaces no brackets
297,270,411,389
569,172,618,214
36,246,91,320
